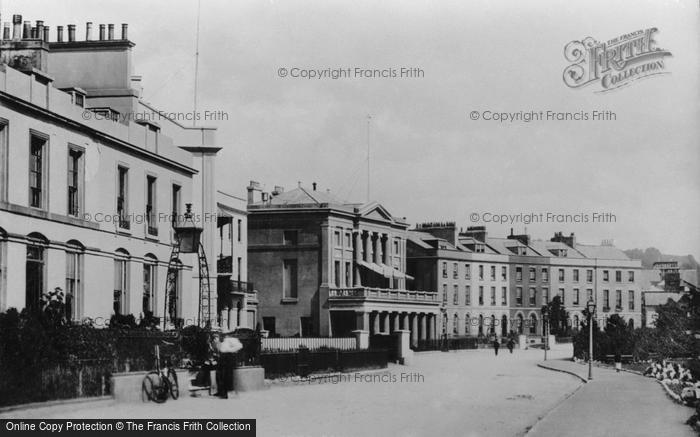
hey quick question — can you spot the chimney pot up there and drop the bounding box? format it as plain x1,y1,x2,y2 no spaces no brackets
22,21,30,39
85,22,92,41
11,15,21,40
312,182,317,191
43,26,49,43
99,24,105,40
121,23,128,40
108,24,114,40
57,26,64,42
3,23,10,40
68,24,76,42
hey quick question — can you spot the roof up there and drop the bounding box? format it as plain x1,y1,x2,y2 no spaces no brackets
261,186,353,207
574,244,630,260
529,240,586,259
485,237,541,256
644,291,683,306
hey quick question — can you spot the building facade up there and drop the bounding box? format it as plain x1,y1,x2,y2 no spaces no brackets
247,181,439,340
0,15,228,327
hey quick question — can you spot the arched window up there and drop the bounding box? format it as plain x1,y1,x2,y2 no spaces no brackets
517,314,524,334
530,314,537,335
453,313,459,335
65,240,84,321
143,254,158,316
478,314,484,335
26,233,48,312
113,249,130,315
464,314,470,336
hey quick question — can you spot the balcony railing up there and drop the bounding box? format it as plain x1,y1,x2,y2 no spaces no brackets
329,287,438,303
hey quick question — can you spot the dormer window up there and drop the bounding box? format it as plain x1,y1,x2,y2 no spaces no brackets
475,243,485,253
60,87,86,108
89,107,120,123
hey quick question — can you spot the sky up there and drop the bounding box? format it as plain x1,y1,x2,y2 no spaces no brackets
3,0,699,258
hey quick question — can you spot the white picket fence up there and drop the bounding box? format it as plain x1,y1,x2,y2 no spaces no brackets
261,337,357,352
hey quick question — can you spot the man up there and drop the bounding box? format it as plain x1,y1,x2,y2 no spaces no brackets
215,333,243,398
492,335,500,356
507,337,515,354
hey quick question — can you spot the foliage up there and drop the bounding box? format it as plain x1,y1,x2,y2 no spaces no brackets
544,296,570,336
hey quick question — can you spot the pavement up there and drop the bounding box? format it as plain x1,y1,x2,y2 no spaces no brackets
529,358,696,437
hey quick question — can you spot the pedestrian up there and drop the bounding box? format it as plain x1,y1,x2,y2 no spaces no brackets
214,332,243,398
614,351,622,373
507,337,515,354
493,336,500,356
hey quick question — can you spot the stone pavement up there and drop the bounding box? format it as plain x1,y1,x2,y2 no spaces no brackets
530,358,695,437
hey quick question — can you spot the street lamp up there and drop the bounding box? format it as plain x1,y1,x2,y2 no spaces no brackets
541,305,549,361
587,298,596,380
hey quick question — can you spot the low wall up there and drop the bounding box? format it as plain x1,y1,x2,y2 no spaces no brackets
262,337,357,351
111,369,190,403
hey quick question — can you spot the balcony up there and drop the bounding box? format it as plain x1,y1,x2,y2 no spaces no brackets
217,256,233,274
328,287,438,304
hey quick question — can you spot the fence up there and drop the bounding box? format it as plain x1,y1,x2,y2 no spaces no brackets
262,337,357,352
412,337,479,352
260,349,388,378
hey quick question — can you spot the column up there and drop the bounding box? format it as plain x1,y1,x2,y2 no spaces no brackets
431,314,437,340
392,312,400,332
411,313,418,346
372,311,380,335
382,311,390,334
419,313,427,341
354,231,362,286
355,311,370,331
376,234,384,265
400,312,408,330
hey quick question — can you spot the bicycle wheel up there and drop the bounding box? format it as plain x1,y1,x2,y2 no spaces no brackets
167,368,179,400
142,371,167,404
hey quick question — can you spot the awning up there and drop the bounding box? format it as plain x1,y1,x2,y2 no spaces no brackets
357,260,414,280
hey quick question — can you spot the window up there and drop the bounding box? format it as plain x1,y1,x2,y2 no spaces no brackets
603,270,609,282
501,287,507,306
334,261,341,287
393,239,400,255
542,268,549,282
490,266,496,281
453,314,459,335
262,317,276,336
171,184,181,227
283,230,298,246
237,220,242,242
453,263,459,279
345,233,351,248
465,285,471,305
146,175,157,236
516,287,523,306
465,314,470,335
558,288,565,305
478,286,484,305
530,314,537,335
442,284,448,303
628,290,635,310
65,246,83,321
501,266,507,281
529,288,536,306
603,290,610,309
29,134,48,209
300,317,313,337
334,230,341,247
628,271,634,283
475,243,485,253
113,251,129,315
615,290,622,309
283,259,298,299
586,288,593,302
478,265,484,280
515,266,522,281
453,285,459,305
573,269,579,282
0,121,7,203
465,264,471,280
586,270,593,283
237,257,242,283
442,262,448,278
67,148,84,217
573,288,580,306
542,287,549,303
529,267,536,282
25,237,46,312
117,166,129,229
490,286,496,305
558,269,565,282
143,258,157,315
345,261,351,287
615,271,622,283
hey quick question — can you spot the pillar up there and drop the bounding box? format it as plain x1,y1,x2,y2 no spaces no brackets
392,312,400,332
354,231,362,286
356,311,369,331
372,311,380,335
431,314,437,340
382,311,390,334
400,312,408,330
411,313,418,346
420,313,427,341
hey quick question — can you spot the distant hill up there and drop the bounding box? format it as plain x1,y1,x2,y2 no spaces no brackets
624,247,699,270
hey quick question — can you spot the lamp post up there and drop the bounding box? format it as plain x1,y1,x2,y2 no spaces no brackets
587,298,596,380
541,305,549,361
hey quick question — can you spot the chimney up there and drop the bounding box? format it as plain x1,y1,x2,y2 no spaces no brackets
43,26,49,43
36,21,44,39
507,230,529,246
463,226,488,243
68,24,76,42
57,26,63,42
312,182,317,191
85,22,92,41
246,180,262,205
550,231,576,248
108,24,114,40
99,24,105,41
3,23,10,40
415,221,458,245
121,23,128,40
12,15,21,40
271,186,284,196
22,21,30,39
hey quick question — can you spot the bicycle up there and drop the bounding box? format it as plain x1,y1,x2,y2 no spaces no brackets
141,344,179,403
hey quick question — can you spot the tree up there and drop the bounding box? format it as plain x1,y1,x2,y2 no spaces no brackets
545,296,570,336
